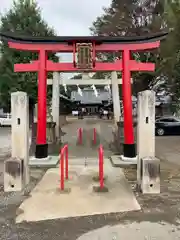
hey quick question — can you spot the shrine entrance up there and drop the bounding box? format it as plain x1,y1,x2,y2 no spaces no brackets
1,32,167,159
47,72,123,122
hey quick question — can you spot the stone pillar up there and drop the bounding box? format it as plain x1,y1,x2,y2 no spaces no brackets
111,71,121,124
34,103,37,122
137,90,156,187
52,72,60,140
4,92,29,192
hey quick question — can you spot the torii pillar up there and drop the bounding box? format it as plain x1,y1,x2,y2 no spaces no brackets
122,50,135,158
52,72,60,141
36,50,48,158
111,71,121,124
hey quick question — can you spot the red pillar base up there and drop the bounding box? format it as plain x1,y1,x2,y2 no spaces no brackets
35,144,48,158
123,143,136,158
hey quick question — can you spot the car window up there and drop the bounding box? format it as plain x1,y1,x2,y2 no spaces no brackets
169,118,179,122
158,118,178,122
158,118,172,122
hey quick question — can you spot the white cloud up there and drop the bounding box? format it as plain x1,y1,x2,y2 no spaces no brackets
0,0,112,78
0,0,111,35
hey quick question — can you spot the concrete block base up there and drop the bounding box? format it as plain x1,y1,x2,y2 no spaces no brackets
140,157,160,194
110,155,137,168
56,188,71,194
29,155,59,168
4,157,24,192
120,155,137,162
93,185,109,193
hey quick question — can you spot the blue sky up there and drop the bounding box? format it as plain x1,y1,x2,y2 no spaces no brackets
0,0,112,78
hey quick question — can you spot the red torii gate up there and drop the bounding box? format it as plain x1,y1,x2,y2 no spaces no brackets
0,32,167,159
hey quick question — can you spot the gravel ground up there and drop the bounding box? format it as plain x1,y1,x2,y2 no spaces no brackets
0,119,180,239
77,222,180,240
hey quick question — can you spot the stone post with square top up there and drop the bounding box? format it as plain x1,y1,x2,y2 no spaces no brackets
137,90,160,193
4,91,29,192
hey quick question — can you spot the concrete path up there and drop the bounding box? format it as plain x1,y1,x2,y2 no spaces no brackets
61,118,113,158
16,158,140,223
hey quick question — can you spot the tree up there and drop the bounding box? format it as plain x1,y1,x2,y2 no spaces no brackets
90,0,168,93
154,0,180,101
0,0,58,110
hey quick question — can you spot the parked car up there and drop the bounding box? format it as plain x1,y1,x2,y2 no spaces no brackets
155,116,180,136
0,113,11,126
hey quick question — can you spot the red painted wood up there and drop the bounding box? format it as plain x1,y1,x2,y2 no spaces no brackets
8,38,161,155
14,60,155,72
8,40,160,52
122,50,134,145
96,41,160,51
37,50,47,145
14,61,39,72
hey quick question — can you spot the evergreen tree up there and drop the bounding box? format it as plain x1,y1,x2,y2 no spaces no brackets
90,0,167,93
0,0,58,110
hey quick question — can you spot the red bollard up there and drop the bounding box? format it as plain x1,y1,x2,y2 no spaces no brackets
65,146,68,180
78,128,83,145
60,148,64,190
99,145,104,189
93,128,96,145
59,144,69,190
93,144,108,193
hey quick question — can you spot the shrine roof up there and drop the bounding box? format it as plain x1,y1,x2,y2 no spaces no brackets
0,31,168,44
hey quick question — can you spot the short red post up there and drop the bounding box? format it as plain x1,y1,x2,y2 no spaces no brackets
78,128,82,144
65,145,68,180
93,128,96,145
60,148,64,190
99,145,104,189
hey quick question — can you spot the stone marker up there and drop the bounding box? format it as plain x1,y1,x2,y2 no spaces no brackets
137,90,160,193
137,90,155,184
4,92,29,192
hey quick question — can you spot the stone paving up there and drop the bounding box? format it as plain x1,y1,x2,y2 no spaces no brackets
0,119,180,239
